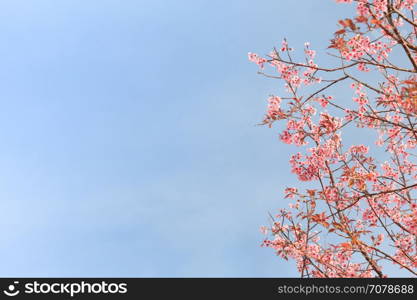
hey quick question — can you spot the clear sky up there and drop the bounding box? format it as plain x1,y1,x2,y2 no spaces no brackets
0,0,359,277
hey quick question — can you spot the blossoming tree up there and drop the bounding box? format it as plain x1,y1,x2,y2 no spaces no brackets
250,0,417,277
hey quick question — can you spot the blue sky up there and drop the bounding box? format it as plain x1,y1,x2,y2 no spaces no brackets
0,0,360,277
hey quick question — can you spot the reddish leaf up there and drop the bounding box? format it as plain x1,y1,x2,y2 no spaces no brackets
338,19,349,27
346,19,356,30
338,18,356,30
370,18,381,26
340,242,352,250
402,80,417,86
355,16,368,23
335,29,346,35
307,189,316,197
